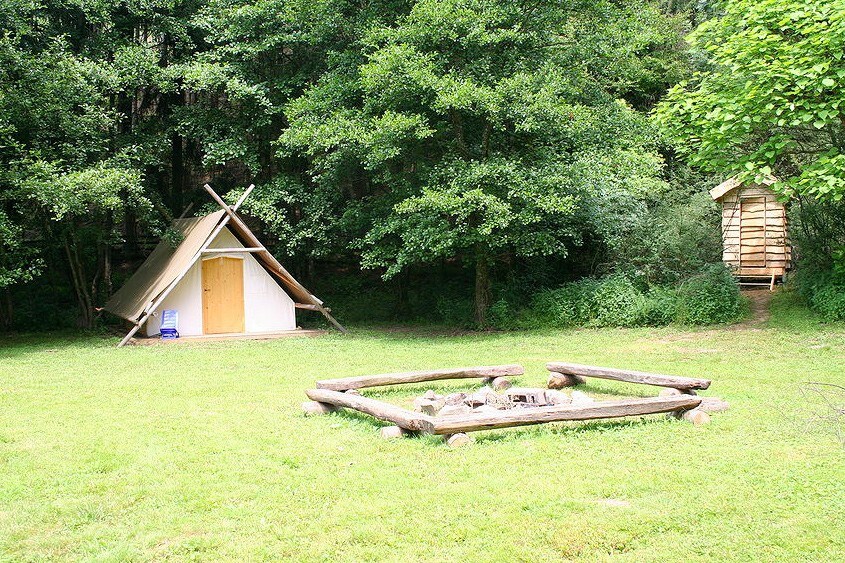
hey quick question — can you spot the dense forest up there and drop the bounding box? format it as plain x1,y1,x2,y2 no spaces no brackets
1,0,844,331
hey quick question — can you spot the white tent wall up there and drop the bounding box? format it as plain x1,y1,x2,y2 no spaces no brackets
144,227,296,336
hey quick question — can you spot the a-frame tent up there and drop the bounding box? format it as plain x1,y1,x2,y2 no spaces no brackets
105,184,345,347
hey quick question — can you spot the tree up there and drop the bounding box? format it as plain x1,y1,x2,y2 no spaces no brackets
282,0,674,325
655,0,845,200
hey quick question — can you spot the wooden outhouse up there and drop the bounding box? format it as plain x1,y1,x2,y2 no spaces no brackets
710,176,791,289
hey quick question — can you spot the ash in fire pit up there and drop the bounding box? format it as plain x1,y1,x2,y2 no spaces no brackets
413,386,571,416
504,387,548,407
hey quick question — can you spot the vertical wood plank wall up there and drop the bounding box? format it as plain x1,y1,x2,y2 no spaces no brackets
721,185,790,276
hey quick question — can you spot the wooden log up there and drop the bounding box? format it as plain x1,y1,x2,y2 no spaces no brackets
546,362,711,390
428,395,702,435
315,364,524,391
305,388,434,432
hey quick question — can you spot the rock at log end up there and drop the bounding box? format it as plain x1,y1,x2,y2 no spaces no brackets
697,397,730,413
492,377,512,391
302,401,336,416
548,372,585,389
681,408,711,426
380,425,407,439
446,433,474,448
662,390,728,413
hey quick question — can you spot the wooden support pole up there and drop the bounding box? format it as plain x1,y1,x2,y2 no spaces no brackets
203,184,348,334
201,247,263,253
295,303,330,311
305,388,434,432
315,364,525,391
428,395,702,435
546,362,711,391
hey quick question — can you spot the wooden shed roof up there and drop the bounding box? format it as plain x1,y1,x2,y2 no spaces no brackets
710,174,777,201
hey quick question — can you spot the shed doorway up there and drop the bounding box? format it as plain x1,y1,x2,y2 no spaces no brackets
739,196,768,270
202,256,245,334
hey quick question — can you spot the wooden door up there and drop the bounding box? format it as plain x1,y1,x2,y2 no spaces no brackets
739,196,767,271
201,257,245,334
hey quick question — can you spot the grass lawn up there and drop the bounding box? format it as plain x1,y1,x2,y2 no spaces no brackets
1,292,844,561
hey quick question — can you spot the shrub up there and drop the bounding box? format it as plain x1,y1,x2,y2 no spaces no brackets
808,283,845,321
492,268,742,330
795,269,845,322
634,287,679,326
590,274,647,327
675,266,743,325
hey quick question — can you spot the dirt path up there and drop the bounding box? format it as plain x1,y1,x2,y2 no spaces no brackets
740,288,773,326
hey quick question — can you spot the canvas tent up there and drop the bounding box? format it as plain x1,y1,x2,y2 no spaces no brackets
105,185,345,346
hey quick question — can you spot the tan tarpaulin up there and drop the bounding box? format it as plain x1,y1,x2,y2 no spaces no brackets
105,211,226,322
105,210,322,323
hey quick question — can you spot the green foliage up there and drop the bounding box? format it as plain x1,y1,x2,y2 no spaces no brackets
0,210,43,288
612,172,723,285
675,266,744,325
781,196,845,322
801,273,845,322
495,268,743,329
0,0,696,329
655,0,845,200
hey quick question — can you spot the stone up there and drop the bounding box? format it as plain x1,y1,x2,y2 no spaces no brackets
379,425,407,439
438,404,472,417
413,397,445,416
422,389,443,401
464,388,493,407
302,401,336,416
491,377,512,392
697,397,730,413
682,408,711,426
473,404,500,415
545,389,570,405
659,388,682,397
570,390,594,406
444,392,467,406
446,433,474,448
345,389,361,396
547,372,585,389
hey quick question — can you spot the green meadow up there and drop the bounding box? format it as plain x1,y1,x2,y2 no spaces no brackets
1,293,844,561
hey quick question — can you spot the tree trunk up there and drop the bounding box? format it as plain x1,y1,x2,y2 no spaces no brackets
474,256,491,328
64,232,94,329
0,288,12,331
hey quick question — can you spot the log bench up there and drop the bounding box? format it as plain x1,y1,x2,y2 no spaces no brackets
304,389,702,435
315,364,524,391
546,362,711,391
